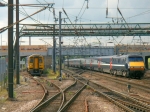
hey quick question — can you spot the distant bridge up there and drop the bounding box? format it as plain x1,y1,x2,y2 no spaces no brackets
0,45,48,56
1,45,150,69
1,44,150,58
0,45,115,57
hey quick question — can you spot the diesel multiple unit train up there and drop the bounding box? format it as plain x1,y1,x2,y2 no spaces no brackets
26,54,44,76
64,54,145,79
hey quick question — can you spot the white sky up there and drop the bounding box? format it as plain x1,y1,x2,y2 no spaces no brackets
0,0,150,46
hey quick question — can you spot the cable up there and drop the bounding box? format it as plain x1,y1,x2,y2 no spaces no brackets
77,1,85,18
127,9,150,19
62,0,64,8
79,7,86,19
20,3,42,24
0,4,52,33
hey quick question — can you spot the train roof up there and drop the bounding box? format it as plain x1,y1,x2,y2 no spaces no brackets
65,54,143,61
93,54,143,59
28,54,43,57
64,58,84,61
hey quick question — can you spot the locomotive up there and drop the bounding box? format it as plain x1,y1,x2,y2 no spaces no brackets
64,54,145,79
26,54,44,76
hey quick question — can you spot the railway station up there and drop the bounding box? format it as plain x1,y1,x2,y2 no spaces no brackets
0,0,150,112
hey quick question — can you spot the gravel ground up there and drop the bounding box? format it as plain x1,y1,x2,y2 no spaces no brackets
0,70,149,112
82,71,150,101
0,74,44,112
67,88,125,112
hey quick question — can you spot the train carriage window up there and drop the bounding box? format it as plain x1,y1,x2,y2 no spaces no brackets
124,58,126,62
121,58,123,63
30,58,33,63
118,59,120,63
39,58,42,63
128,57,143,62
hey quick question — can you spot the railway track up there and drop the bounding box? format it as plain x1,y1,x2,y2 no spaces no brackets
30,75,86,112
70,68,150,105
21,72,48,112
58,79,86,112
30,79,62,112
82,69,150,105
93,71,150,92
64,69,150,112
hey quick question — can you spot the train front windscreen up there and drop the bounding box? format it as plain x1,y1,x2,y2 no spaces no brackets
128,57,143,62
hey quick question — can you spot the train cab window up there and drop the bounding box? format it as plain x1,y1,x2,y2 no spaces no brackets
39,58,42,63
128,57,143,62
30,58,33,63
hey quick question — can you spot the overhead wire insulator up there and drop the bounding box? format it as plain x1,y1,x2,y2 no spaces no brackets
106,8,108,17
74,16,78,22
85,0,88,9
106,0,108,17
53,8,55,19
53,8,58,23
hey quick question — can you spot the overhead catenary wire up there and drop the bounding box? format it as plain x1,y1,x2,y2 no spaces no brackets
19,3,42,24
117,1,131,32
0,0,55,33
62,8,91,46
77,0,85,18
0,4,54,33
79,0,91,21
127,9,150,19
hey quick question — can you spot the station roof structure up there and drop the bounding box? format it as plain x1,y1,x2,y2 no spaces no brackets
19,23,150,37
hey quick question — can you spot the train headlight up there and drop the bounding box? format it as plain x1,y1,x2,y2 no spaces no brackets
140,66,144,68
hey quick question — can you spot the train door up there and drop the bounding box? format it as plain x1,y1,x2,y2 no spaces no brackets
39,57,43,69
33,57,39,73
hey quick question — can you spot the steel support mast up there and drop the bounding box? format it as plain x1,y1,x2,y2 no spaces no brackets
16,0,20,84
8,0,14,99
59,11,62,80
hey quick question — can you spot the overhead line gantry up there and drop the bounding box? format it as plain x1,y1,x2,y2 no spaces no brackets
19,23,150,37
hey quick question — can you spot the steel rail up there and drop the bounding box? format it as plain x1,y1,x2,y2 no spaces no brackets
64,69,135,112
58,78,77,111
92,71,150,93
28,76,48,112
64,69,150,112
30,82,62,112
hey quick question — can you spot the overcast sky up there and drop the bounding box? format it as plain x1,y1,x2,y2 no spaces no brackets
0,0,150,46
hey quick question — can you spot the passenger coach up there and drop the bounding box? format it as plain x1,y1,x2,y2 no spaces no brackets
64,54,145,79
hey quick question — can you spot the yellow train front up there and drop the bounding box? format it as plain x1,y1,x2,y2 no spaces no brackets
27,54,44,76
127,55,145,78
